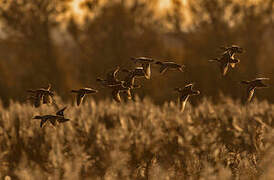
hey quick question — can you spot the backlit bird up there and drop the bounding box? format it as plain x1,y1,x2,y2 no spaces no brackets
174,83,200,112
209,53,240,76
155,61,185,75
71,88,98,106
131,57,154,79
96,66,122,87
33,107,69,128
27,84,56,107
241,78,269,103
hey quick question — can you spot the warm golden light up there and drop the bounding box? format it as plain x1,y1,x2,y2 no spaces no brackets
71,0,84,15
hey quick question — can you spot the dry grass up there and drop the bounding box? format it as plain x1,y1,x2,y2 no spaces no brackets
0,97,273,179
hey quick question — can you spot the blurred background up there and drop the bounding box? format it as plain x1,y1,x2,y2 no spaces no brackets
0,0,273,105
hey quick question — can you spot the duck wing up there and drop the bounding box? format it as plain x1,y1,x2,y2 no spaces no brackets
42,94,51,104
246,86,255,103
40,118,47,128
142,63,151,79
112,89,121,103
56,107,67,116
49,118,57,126
76,93,85,106
180,94,189,112
159,65,168,74
220,62,229,76
57,118,70,123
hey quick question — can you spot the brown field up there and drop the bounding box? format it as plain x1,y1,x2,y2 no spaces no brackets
0,97,273,180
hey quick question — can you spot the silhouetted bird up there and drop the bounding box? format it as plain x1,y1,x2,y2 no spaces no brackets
131,57,155,79
108,70,141,103
27,84,56,107
241,78,269,103
33,107,69,128
71,88,98,106
209,53,240,76
155,61,184,74
174,83,200,112
96,66,122,87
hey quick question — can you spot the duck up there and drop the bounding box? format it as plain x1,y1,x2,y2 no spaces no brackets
110,82,141,103
96,66,122,87
110,83,130,103
27,84,56,107
108,70,142,103
209,53,240,76
155,61,185,75
33,107,69,128
131,57,154,79
71,88,98,106
174,83,200,112
241,78,269,102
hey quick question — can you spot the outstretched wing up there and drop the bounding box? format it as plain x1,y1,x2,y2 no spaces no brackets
57,118,70,123
142,63,151,79
180,95,189,112
40,118,47,128
159,65,168,74
246,86,255,103
125,89,132,100
254,77,269,81
220,62,229,76
56,107,67,116
112,90,121,103
77,93,85,106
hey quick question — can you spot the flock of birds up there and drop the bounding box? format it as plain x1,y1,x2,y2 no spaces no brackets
27,45,269,128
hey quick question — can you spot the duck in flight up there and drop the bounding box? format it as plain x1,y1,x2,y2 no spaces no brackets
131,57,155,79
71,88,98,106
241,78,269,103
155,61,185,75
96,66,122,87
33,107,69,128
27,84,56,108
174,83,200,112
209,53,240,76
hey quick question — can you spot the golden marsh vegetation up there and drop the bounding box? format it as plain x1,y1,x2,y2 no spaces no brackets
0,97,273,179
